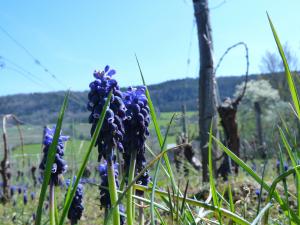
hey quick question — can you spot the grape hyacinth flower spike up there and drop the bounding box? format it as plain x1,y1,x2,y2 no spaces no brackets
39,126,69,185
23,193,28,205
122,86,151,224
88,65,125,225
87,65,126,162
66,179,84,225
99,162,125,225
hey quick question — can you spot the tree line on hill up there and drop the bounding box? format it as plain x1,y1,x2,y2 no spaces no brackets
0,72,293,125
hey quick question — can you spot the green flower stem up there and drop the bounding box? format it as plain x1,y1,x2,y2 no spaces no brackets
107,159,120,225
127,149,137,225
49,180,55,225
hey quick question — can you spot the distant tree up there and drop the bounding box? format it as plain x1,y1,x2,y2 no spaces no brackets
193,0,218,182
260,43,298,73
235,80,289,155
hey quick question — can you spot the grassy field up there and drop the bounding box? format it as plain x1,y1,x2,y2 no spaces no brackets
2,109,297,224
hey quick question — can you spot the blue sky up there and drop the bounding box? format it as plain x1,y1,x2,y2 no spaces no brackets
0,0,299,96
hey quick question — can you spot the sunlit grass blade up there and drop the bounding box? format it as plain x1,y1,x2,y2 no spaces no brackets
175,181,180,222
180,180,189,215
209,123,223,224
63,176,74,209
135,55,177,189
251,202,273,225
212,136,300,224
137,184,251,225
104,144,186,224
266,165,300,202
155,207,167,225
150,113,176,224
278,126,300,216
35,91,69,225
228,183,235,225
58,91,112,225
49,181,55,225
167,187,174,222
54,191,59,225
267,13,300,118
217,190,229,208
146,144,169,178
279,147,292,225
97,183,171,212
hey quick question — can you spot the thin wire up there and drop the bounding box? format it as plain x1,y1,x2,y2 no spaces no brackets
3,66,45,89
0,24,85,100
0,64,87,108
0,55,56,90
0,24,57,79
0,25,94,109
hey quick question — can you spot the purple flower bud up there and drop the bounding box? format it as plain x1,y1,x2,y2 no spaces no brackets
23,193,28,205
39,127,69,185
31,192,35,200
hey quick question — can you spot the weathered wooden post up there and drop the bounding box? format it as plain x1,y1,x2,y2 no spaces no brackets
254,101,266,158
193,0,218,182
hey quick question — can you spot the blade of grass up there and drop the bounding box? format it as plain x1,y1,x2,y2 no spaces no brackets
278,126,300,216
136,56,197,223
49,181,55,225
228,183,235,225
63,177,74,209
104,144,186,225
267,165,300,204
54,190,59,225
35,91,69,225
180,180,189,215
167,187,174,223
155,207,167,225
135,184,251,225
150,113,176,225
58,91,112,225
267,13,300,118
135,55,177,189
145,144,169,178
251,202,273,225
212,136,300,224
209,124,223,224
279,146,292,225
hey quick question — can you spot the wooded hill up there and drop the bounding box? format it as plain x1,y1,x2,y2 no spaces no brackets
0,72,292,124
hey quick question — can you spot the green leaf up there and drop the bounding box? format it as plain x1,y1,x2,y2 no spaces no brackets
135,55,177,189
278,126,300,216
104,145,184,224
209,124,223,224
267,13,300,118
135,184,251,225
58,91,113,225
213,136,300,224
35,91,69,225
150,113,176,224
251,202,273,225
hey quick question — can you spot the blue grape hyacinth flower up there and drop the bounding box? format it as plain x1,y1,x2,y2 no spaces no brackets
10,186,15,197
39,126,69,185
122,87,151,191
66,180,84,225
87,65,126,162
30,192,35,201
23,193,28,205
